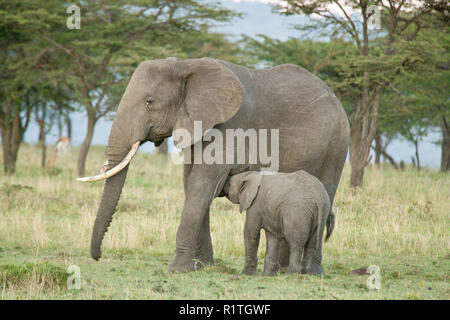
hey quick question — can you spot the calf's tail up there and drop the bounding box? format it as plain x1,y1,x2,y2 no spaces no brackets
325,210,335,241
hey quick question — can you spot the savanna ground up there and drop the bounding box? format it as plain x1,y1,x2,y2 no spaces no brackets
0,145,448,299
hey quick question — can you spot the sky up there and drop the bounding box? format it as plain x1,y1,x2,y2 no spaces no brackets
23,0,442,168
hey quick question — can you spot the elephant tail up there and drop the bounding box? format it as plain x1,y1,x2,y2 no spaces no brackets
325,210,335,241
315,199,331,250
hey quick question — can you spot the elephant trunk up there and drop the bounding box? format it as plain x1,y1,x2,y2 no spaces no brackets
89,117,138,260
90,166,129,260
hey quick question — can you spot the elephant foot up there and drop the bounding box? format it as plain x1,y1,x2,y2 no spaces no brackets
242,266,257,275
194,256,214,269
302,263,324,275
287,264,302,275
168,255,197,273
263,261,280,276
262,269,278,277
195,247,214,268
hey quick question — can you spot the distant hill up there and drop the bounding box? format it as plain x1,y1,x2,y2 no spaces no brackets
213,0,305,40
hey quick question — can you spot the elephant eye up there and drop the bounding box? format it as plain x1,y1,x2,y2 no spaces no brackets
146,98,154,110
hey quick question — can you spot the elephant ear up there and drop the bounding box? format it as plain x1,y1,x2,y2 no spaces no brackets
239,172,262,213
173,58,244,149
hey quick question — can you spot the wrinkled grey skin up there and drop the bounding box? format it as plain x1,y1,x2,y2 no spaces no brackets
223,171,331,276
90,57,349,273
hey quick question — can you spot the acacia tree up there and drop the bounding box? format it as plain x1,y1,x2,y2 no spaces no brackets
0,103,32,174
243,35,347,78
33,83,74,168
277,0,437,186
34,97,53,169
376,7,449,172
401,15,449,172
38,0,237,176
426,0,450,173
0,1,45,174
372,130,398,168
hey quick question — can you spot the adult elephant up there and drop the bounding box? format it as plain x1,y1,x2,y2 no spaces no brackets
78,57,349,273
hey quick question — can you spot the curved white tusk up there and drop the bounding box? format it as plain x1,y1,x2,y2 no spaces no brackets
77,141,140,182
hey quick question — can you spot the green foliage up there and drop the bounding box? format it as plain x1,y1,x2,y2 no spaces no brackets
243,35,347,76
0,262,68,290
31,0,241,113
0,0,247,174
378,11,449,150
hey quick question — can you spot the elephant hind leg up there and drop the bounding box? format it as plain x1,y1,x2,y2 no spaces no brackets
278,239,290,271
286,242,304,274
262,231,281,276
283,215,309,274
301,226,324,275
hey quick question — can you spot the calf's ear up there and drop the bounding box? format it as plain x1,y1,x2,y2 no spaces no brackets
239,172,262,213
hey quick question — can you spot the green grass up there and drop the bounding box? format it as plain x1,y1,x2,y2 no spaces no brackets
0,144,449,299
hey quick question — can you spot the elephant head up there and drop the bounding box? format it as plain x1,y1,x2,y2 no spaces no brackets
79,57,244,260
223,171,262,213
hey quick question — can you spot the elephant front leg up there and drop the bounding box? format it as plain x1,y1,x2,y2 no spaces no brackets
168,196,211,272
194,209,214,267
242,212,262,275
168,166,229,273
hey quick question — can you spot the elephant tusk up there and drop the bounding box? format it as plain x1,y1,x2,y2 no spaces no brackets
77,141,140,182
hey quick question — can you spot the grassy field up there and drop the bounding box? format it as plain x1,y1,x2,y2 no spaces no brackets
0,144,448,299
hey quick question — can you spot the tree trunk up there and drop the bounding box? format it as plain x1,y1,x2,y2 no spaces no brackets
380,148,398,169
441,116,449,172
371,144,399,169
374,131,381,167
65,112,72,140
158,139,168,155
77,111,97,177
0,105,29,174
414,140,420,171
349,89,381,188
350,164,365,187
0,125,16,174
350,129,367,188
38,121,47,168
349,76,383,188
36,106,47,168
350,122,373,187
57,107,63,139
40,134,47,168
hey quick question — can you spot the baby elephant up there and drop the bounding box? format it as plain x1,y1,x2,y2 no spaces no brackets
222,170,331,276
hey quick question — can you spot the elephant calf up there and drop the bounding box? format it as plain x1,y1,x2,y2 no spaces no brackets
222,170,331,276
